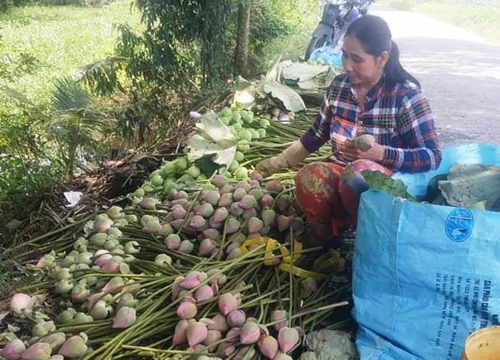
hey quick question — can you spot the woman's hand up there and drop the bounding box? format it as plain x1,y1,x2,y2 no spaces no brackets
339,139,385,162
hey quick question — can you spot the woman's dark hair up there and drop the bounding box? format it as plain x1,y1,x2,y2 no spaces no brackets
345,15,420,88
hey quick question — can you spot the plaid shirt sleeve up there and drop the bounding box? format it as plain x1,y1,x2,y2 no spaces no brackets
300,87,333,153
380,89,442,173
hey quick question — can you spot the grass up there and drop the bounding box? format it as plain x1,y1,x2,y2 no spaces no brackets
0,0,141,106
256,0,319,69
379,0,500,45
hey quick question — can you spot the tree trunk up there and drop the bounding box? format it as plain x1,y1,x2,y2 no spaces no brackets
234,0,252,77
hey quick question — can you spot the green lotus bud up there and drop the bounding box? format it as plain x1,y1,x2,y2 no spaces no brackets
56,280,74,294
90,233,108,248
107,227,123,238
32,320,56,337
124,241,140,255
55,268,72,281
107,206,123,220
73,237,89,252
104,239,120,251
155,254,172,268
73,313,93,324
117,293,138,311
43,332,66,350
58,334,88,358
89,300,109,320
76,252,93,265
57,308,76,324
36,251,56,268
125,214,138,223
59,256,75,268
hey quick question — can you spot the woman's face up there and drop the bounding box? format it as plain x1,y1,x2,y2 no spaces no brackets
342,35,388,87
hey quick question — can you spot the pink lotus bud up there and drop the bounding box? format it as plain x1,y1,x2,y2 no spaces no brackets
260,194,274,208
94,253,113,267
138,198,158,210
240,321,260,345
36,252,55,268
43,333,66,350
217,343,236,358
177,301,197,320
102,277,125,294
271,310,288,332
234,346,256,360
180,271,206,290
10,293,34,315
94,217,114,233
198,239,216,257
277,215,294,232
71,284,90,303
277,327,299,354
226,247,242,260
143,218,162,233
218,293,238,315
207,313,229,332
21,343,51,360
186,322,208,348
251,171,264,182
112,307,136,328
165,234,181,250
225,327,241,343
0,338,25,359
301,277,317,293
58,335,88,358
258,336,279,359
121,281,141,295
32,320,56,337
273,351,292,360
194,285,214,302
101,259,120,273
173,319,190,346
86,292,105,310
203,330,221,352
227,310,246,328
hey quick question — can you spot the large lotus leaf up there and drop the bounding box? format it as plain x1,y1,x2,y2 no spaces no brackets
187,111,237,169
234,76,255,109
438,165,500,210
263,79,306,112
281,63,330,83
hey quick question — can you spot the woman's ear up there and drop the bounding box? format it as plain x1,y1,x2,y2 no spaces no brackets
378,51,389,69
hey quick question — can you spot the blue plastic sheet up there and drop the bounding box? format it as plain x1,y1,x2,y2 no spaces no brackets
353,144,500,360
310,46,343,67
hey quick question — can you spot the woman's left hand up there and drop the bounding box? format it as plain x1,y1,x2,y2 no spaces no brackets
339,139,385,162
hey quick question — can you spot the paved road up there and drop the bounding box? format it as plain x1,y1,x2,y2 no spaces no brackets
371,5,500,147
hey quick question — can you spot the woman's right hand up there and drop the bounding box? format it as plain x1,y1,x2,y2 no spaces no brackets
255,140,310,177
255,156,285,177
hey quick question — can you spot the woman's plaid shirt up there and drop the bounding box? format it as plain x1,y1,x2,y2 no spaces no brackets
300,74,442,173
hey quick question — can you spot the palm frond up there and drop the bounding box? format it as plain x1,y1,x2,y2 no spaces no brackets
0,85,37,107
77,56,128,96
51,77,91,111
